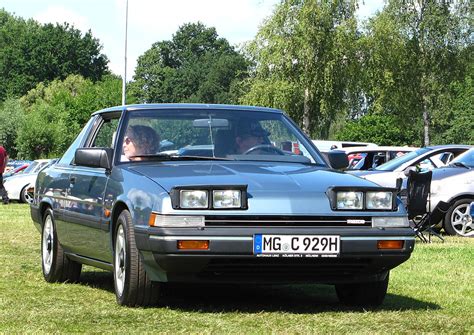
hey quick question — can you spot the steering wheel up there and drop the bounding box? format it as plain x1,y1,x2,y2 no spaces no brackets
243,144,285,155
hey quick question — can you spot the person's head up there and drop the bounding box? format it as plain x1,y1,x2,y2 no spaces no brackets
235,120,269,154
123,125,160,160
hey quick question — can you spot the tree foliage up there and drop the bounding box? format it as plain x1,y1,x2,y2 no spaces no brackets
130,22,248,104
0,98,25,158
241,0,360,139
0,9,109,101
335,113,418,146
358,0,471,146
16,75,122,159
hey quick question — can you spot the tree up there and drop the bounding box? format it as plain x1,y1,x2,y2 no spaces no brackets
361,1,471,146
240,0,360,139
335,114,418,146
0,9,109,100
16,75,122,159
0,98,25,158
431,63,474,145
129,22,248,104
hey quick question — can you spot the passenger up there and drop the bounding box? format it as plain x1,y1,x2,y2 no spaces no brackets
234,120,270,154
122,125,160,161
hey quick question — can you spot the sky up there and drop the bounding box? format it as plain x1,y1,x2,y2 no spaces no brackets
1,0,384,79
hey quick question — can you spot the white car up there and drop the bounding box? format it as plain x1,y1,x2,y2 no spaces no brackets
430,148,474,237
312,140,377,152
343,146,419,170
3,159,56,203
349,145,471,188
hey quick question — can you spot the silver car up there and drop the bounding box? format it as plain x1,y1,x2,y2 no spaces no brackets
431,148,474,237
349,145,472,188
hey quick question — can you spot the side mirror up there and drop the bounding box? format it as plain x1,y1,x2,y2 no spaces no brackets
75,148,113,170
327,150,349,170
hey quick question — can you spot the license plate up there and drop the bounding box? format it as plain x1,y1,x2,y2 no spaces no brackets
253,234,340,256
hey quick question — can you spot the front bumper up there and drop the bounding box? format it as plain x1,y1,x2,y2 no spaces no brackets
135,226,415,284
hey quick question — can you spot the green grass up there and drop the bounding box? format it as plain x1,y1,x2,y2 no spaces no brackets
1,203,473,334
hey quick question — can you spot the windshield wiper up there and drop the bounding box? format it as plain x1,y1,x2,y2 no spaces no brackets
449,161,470,169
129,154,234,161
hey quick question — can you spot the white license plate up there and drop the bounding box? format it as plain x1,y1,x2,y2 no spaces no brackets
253,234,340,255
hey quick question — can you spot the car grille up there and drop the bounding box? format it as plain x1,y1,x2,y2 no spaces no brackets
204,215,372,227
198,257,373,281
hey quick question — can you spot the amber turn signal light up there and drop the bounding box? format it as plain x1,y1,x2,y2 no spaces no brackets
377,240,404,249
177,240,209,250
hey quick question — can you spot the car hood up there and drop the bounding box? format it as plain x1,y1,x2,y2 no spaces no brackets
129,161,379,193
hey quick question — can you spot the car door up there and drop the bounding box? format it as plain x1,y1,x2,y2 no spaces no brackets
63,113,121,261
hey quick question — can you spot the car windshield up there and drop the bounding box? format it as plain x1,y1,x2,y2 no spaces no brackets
22,161,39,174
449,148,474,168
119,108,324,165
374,148,431,171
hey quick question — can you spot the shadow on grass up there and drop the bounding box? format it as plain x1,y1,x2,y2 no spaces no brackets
76,271,441,313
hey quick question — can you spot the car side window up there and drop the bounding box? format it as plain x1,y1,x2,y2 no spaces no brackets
58,117,96,166
92,118,120,148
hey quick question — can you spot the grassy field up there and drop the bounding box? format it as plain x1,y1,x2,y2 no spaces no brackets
0,203,473,334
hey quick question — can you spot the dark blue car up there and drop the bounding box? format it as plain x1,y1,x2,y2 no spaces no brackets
31,104,414,307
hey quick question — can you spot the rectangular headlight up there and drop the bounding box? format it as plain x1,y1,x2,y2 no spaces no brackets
366,191,393,210
336,191,363,210
213,190,241,209
149,213,205,227
180,190,208,209
372,216,409,228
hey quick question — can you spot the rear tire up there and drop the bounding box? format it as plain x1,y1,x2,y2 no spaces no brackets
41,208,82,283
335,272,389,307
443,199,474,237
114,209,160,306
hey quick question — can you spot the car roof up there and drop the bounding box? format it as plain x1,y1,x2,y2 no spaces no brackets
425,144,473,150
92,103,284,116
343,146,418,153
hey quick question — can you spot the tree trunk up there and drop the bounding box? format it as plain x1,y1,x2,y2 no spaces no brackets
422,103,430,146
303,87,310,135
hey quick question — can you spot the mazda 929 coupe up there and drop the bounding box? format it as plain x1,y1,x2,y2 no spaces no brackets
31,104,414,307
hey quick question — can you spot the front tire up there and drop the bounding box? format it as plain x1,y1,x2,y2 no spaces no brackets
41,208,82,282
443,199,474,237
335,272,389,307
20,185,33,204
114,209,160,306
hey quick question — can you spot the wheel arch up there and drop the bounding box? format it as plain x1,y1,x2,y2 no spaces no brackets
444,194,474,208
39,199,54,227
110,201,130,250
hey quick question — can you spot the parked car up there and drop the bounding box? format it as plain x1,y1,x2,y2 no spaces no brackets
344,146,419,170
3,163,30,178
312,140,377,152
429,148,474,237
4,159,56,203
31,104,414,307
349,145,472,188
4,160,32,173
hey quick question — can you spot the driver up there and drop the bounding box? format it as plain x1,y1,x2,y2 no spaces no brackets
234,120,270,154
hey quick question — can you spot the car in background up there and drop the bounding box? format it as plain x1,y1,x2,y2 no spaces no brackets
312,140,377,152
4,160,32,173
4,159,56,203
429,148,474,237
344,146,419,170
349,145,472,188
31,103,414,307
3,163,31,178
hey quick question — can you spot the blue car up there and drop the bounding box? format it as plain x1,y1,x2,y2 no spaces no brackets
31,104,414,307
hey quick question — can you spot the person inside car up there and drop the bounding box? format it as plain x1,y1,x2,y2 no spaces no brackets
234,120,271,154
122,125,160,161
